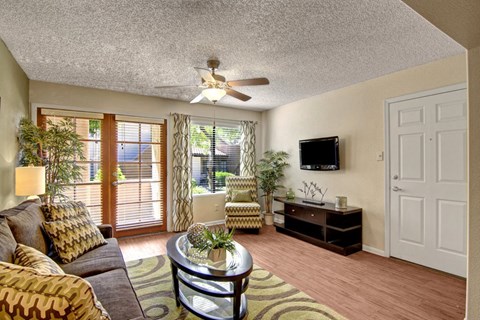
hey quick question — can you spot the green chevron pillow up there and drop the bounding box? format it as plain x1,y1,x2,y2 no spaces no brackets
14,243,64,275
0,261,110,320
43,214,107,264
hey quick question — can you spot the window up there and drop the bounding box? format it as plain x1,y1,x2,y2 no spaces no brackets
191,119,241,194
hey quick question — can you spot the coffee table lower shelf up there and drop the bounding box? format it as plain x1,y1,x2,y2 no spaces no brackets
173,268,248,320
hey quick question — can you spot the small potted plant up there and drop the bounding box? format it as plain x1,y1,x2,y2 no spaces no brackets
257,150,289,225
197,228,236,262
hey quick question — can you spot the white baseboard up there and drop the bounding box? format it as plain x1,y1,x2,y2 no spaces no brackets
203,220,225,227
362,245,386,257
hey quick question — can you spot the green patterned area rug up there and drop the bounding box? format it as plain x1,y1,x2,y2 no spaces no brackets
126,255,346,319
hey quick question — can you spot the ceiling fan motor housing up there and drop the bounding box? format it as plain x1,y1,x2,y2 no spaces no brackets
207,58,220,70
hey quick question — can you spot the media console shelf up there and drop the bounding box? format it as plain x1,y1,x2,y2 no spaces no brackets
274,197,362,255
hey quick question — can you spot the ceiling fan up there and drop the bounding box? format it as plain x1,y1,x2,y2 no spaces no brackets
155,58,269,104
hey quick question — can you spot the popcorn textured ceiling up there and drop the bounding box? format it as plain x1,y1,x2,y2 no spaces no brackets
0,0,464,111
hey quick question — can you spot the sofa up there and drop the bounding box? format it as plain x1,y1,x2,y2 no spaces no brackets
0,199,145,320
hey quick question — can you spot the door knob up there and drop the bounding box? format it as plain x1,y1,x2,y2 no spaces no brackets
392,186,402,192
393,175,399,180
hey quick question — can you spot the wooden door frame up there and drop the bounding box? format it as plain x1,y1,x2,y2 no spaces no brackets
30,104,169,237
383,83,466,258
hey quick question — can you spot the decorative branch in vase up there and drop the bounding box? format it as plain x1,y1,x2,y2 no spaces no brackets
298,181,327,205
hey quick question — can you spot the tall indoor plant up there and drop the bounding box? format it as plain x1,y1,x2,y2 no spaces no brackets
18,118,85,204
257,150,289,224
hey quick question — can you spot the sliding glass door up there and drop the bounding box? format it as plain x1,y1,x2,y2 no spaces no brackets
40,109,167,236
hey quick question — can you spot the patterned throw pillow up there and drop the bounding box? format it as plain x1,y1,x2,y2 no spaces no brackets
43,214,107,264
14,243,64,275
231,189,253,202
41,201,90,221
0,261,110,320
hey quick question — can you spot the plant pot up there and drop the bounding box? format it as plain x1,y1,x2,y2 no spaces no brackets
264,212,274,226
208,248,227,262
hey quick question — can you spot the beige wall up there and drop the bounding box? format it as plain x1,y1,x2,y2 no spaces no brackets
264,54,466,251
401,0,480,49
29,81,263,229
0,40,29,210
467,46,480,319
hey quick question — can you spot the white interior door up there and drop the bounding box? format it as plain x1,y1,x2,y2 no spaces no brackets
389,88,467,277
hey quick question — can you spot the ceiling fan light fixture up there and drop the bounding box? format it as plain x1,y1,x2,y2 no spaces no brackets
202,88,226,103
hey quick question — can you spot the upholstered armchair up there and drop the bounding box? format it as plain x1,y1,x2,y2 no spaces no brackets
224,176,263,232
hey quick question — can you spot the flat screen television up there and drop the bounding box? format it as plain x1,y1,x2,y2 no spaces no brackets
299,136,340,171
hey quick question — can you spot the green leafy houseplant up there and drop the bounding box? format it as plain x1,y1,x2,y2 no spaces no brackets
18,118,85,204
257,150,289,214
197,228,235,261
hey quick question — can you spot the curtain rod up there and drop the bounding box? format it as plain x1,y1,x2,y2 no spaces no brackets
169,112,258,125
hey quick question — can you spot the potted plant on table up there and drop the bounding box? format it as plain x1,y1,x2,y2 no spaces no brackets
197,228,236,262
256,150,289,225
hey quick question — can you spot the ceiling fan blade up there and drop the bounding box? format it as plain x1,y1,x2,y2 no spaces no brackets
227,78,269,87
194,67,215,82
226,89,251,102
190,93,204,104
154,85,198,89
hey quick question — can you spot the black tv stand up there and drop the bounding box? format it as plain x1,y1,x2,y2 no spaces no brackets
274,197,362,255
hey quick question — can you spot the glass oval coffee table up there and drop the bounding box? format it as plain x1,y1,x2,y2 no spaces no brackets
166,233,253,320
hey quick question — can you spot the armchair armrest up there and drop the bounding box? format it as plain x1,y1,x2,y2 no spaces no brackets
97,224,113,238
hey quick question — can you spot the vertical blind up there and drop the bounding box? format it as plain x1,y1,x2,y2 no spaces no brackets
190,119,241,194
115,117,166,229
42,109,104,224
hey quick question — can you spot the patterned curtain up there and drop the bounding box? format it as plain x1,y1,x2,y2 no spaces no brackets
171,113,193,232
240,121,256,176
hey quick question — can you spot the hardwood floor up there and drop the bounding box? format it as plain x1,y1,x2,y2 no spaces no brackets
118,226,466,320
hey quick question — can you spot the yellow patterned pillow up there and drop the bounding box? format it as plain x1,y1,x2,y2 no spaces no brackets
0,261,110,320
41,201,90,221
14,243,64,275
43,214,107,264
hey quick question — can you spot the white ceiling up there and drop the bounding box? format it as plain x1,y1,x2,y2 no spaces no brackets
0,0,464,111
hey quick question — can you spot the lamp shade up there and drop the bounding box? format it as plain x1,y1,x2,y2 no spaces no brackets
15,166,46,196
202,88,226,103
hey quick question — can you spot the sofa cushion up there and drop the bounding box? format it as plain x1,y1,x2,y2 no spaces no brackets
41,200,90,221
59,238,126,277
14,243,64,275
85,268,145,320
43,213,107,263
0,219,16,263
0,261,110,320
0,199,50,255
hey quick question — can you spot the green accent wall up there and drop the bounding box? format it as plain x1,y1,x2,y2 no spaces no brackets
0,39,29,210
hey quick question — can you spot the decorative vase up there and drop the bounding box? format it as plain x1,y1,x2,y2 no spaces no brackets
208,248,227,262
335,196,347,209
264,212,274,226
286,188,295,200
